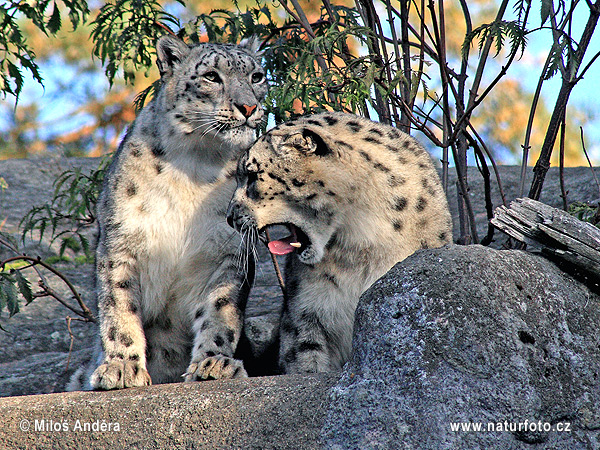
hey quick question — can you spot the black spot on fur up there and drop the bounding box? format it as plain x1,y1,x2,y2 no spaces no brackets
388,129,401,139
325,232,339,250
281,319,297,335
359,151,371,162
126,183,137,197
214,335,225,347
226,329,235,343
284,349,297,363
163,349,175,362
421,240,429,249
104,295,116,308
161,318,173,330
346,120,362,132
317,180,325,187
335,140,352,150
389,175,406,187
324,115,338,126
307,119,322,126
386,145,399,153
155,162,164,174
151,145,165,157
416,196,428,212
439,231,448,242
116,280,131,289
292,178,305,187
393,196,408,211
373,162,390,172
214,297,230,311
364,136,381,144
201,320,211,332
298,341,323,352
131,146,142,157
108,327,116,341
306,193,317,201
129,301,138,313
369,128,384,137
322,273,339,288
206,351,216,357
129,354,140,362
195,307,205,320
326,190,336,196
268,172,288,187
393,220,404,232
120,333,134,347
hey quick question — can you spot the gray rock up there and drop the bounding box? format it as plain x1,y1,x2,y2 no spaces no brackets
0,374,338,450
322,245,600,450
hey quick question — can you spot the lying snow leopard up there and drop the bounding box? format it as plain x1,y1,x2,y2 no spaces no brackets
227,112,452,373
69,35,267,390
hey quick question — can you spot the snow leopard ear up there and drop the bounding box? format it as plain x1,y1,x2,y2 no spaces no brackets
156,35,191,78
282,128,332,157
239,35,263,56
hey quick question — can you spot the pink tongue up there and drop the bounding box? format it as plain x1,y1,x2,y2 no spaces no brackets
268,235,297,255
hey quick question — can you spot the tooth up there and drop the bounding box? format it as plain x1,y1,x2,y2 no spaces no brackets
290,242,302,248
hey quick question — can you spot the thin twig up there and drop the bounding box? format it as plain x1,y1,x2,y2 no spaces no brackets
65,316,75,372
0,255,95,322
580,127,600,197
264,229,287,303
559,116,568,211
468,122,508,207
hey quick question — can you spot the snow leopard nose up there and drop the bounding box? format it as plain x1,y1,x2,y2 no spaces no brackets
235,103,257,118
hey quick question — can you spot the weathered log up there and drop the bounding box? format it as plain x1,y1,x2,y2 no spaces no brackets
491,197,600,285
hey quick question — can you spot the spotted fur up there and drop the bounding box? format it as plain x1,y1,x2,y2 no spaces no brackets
68,35,267,390
227,112,452,373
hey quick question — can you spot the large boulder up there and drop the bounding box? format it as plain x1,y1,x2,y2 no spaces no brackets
322,244,600,449
0,374,337,450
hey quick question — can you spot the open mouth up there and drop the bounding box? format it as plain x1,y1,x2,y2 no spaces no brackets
261,223,310,256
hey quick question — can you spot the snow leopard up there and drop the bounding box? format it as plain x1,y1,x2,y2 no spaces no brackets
69,34,267,390
226,112,452,373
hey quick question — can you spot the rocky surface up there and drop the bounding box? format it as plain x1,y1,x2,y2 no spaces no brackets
0,373,338,450
322,245,600,450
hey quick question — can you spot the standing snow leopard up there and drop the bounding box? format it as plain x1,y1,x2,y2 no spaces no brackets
70,35,268,390
227,112,452,373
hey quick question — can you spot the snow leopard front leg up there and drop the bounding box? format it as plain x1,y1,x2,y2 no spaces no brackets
184,253,254,380
278,261,351,374
91,231,152,390
279,304,332,374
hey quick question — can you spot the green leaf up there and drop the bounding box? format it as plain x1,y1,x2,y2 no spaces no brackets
540,0,552,26
13,270,33,304
0,277,20,317
47,2,62,34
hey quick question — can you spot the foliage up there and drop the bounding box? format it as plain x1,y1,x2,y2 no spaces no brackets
20,157,109,260
0,0,89,102
569,202,600,228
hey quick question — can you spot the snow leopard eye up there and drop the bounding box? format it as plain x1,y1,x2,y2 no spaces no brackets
251,72,265,84
203,71,221,83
